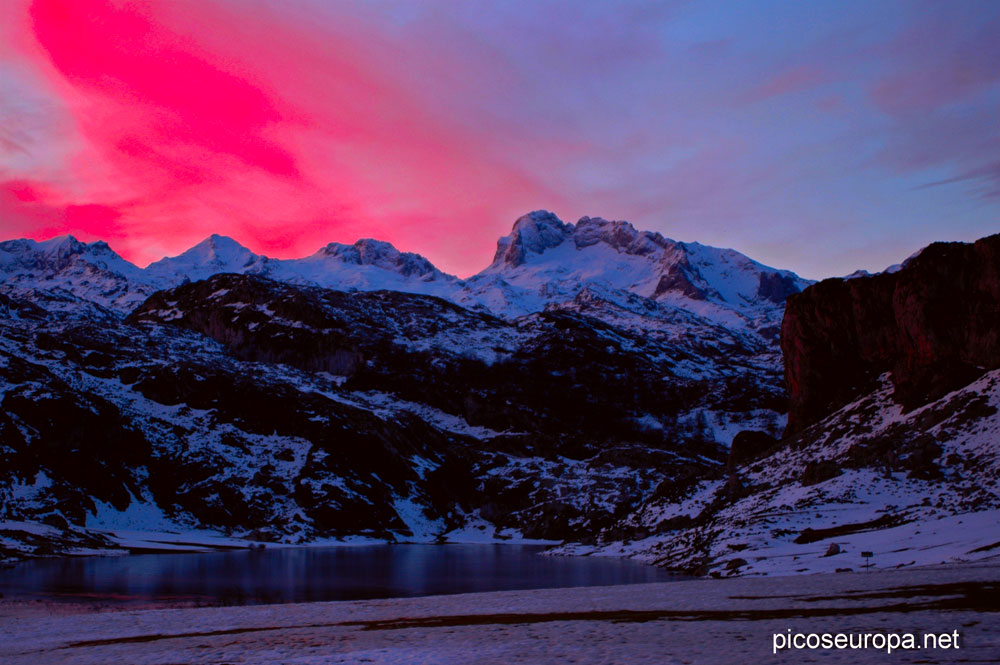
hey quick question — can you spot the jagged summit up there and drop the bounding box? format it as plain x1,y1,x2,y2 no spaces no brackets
574,216,671,255
1,234,121,267
488,211,670,270
490,210,573,268
470,211,810,318
0,234,150,311
313,238,443,279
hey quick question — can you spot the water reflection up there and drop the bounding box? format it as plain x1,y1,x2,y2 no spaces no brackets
0,544,677,606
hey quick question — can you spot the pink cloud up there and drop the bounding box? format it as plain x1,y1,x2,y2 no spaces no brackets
869,16,1000,116
1,0,569,272
741,65,829,103
0,177,124,240
29,0,299,179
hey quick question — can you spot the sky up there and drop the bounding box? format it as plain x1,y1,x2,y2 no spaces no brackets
0,0,997,279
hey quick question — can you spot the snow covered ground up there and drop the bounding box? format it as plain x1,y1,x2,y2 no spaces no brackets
550,368,1000,576
0,519,556,559
558,508,1000,576
1,562,997,664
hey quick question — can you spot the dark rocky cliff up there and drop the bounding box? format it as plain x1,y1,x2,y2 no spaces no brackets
781,233,1000,434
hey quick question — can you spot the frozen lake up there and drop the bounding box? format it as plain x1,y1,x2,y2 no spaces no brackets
0,543,678,606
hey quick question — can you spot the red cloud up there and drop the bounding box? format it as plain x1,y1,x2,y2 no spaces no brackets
29,0,298,179
6,0,561,271
4,179,45,202
0,177,123,240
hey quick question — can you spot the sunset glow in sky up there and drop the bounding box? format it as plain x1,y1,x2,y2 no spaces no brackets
1,0,998,278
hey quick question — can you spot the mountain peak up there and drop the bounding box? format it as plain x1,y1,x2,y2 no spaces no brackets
1,234,123,265
191,234,251,256
468,210,813,318
316,238,442,278
489,212,675,271
0,214,811,320
145,235,262,283
491,210,573,268
36,234,85,255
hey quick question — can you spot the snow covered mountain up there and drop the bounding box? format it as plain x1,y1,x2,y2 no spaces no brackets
1,232,462,316
460,211,810,323
0,235,159,313
146,235,461,300
274,238,460,298
557,367,1000,576
0,271,765,553
145,234,271,284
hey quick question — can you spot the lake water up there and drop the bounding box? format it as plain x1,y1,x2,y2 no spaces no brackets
0,544,678,606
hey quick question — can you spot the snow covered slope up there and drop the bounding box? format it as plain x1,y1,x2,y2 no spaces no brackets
1,233,463,314
272,239,461,299
41,214,1000,579
1,267,787,558
559,368,1000,576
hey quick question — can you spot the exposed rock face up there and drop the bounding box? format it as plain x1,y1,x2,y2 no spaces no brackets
782,233,1000,434
573,216,670,255
653,261,707,300
757,271,801,304
490,210,573,268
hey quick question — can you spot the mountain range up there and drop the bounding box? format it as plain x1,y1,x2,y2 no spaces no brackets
0,210,809,323
1,212,997,576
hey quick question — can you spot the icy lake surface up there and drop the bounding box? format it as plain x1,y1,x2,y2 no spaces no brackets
0,544,678,605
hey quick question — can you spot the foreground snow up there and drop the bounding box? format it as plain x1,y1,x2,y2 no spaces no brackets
556,368,1000,575
1,562,997,664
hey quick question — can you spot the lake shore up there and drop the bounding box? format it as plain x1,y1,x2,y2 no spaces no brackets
1,560,998,664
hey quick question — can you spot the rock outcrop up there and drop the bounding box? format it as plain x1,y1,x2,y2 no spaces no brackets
782,233,1000,434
